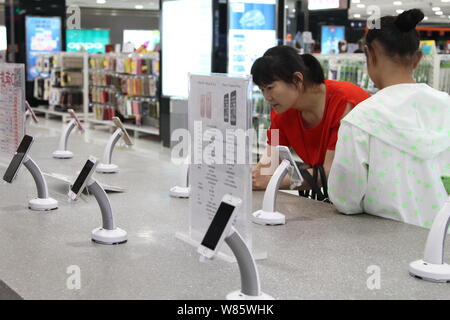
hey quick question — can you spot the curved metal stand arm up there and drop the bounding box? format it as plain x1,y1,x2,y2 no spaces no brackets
102,128,123,165
178,162,189,188
23,156,48,199
57,119,77,151
261,159,291,213
86,180,116,230
423,196,450,265
225,227,261,297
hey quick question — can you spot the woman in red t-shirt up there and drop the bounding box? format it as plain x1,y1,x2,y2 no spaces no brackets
251,46,371,191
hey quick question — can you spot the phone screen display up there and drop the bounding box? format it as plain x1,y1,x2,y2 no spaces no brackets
230,91,236,126
201,202,235,251
3,135,33,183
224,93,229,123
71,160,94,196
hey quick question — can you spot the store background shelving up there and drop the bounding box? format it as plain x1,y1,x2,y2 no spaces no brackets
87,52,160,137
33,52,89,123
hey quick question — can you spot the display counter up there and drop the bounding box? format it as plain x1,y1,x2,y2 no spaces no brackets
0,122,448,299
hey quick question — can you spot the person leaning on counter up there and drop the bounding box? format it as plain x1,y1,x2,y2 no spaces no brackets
251,45,371,199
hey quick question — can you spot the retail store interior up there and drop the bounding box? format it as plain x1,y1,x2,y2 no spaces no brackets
0,0,449,300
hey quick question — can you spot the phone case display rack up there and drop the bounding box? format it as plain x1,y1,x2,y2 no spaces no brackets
33,53,87,113
88,53,160,133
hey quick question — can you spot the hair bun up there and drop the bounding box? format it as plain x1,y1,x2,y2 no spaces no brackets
395,9,424,32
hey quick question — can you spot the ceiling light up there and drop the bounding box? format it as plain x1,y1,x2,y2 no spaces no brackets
396,9,404,14
436,11,443,15
352,0,360,3
423,16,429,20
393,1,402,5
442,0,450,3
432,7,441,11
353,13,361,18
135,5,144,9
96,0,106,3
357,4,365,8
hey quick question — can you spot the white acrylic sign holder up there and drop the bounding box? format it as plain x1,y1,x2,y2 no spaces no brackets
175,73,266,263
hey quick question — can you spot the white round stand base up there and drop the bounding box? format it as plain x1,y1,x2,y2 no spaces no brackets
29,198,58,211
96,163,119,174
169,186,190,198
226,290,275,300
52,150,73,159
91,227,127,245
409,259,450,283
252,210,285,226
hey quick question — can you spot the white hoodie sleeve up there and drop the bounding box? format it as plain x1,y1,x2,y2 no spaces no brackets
329,122,370,214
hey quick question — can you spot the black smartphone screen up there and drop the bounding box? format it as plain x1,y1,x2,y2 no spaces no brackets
224,93,229,123
3,135,34,183
71,160,95,196
201,202,235,251
230,91,236,126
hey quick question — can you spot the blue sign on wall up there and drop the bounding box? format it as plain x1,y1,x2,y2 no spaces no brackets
26,16,62,81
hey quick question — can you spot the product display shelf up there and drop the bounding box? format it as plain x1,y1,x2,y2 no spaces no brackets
33,52,89,120
86,116,159,138
33,105,90,123
87,52,160,138
315,53,377,94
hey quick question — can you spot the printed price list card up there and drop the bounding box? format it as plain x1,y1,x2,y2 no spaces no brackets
0,63,25,155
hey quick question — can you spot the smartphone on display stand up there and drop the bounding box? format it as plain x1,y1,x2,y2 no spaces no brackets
3,135,34,183
230,90,236,126
112,117,133,146
68,156,98,201
224,93,229,123
25,101,39,123
68,109,84,132
197,194,242,259
277,146,303,184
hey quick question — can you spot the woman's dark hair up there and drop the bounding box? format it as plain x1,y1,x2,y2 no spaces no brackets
366,9,424,60
251,45,324,88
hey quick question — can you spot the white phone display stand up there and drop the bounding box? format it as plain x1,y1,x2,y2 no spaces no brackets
86,179,127,245
252,159,292,226
23,156,58,211
24,101,38,135
169,161,190,198
409,195,450,283
96,128,125,173
53,118,82,159
223,227,274,300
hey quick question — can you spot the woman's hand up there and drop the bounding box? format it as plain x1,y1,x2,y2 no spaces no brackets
252,165,272,190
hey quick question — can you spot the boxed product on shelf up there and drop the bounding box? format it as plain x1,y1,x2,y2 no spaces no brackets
53,54,84,69
49,88,83,110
